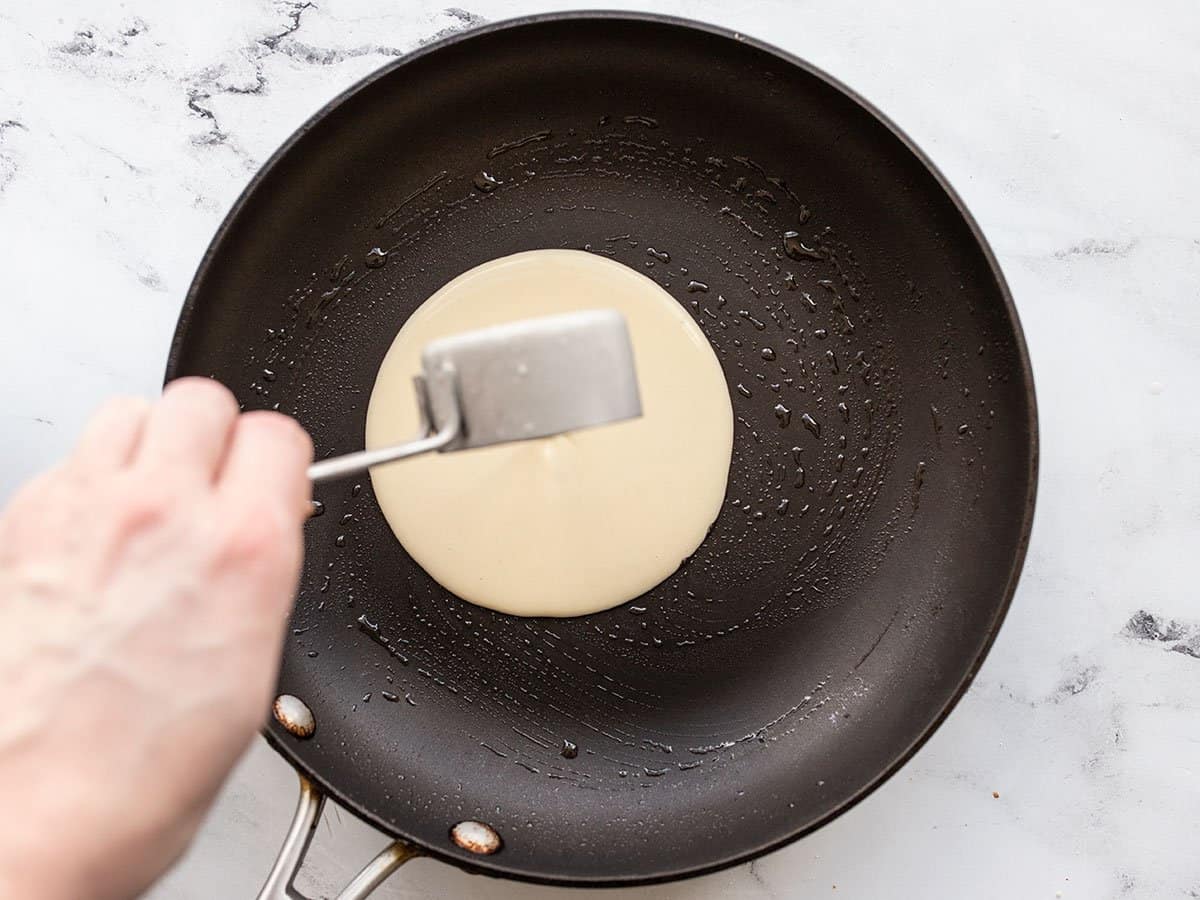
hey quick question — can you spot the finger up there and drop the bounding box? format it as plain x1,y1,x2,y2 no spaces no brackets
217,411,313,514
136,378,241,481
70,396,151,473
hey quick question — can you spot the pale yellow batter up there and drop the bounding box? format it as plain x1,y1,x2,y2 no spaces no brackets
365,249,733,617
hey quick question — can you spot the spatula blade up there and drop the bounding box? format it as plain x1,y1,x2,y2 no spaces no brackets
419,309,641,451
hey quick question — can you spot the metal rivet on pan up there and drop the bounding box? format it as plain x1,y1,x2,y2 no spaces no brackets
450,820,502,855
272,694,315,739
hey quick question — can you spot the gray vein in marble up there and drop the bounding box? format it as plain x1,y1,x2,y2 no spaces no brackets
117,17,148,38
1052,661,1099,700
1122,609,1200,659
185,85,228,147
258,3,486,64
54,18,149,58
0,119,26,194
747,859,776,897
54,29,102,57
256,1,408,64
1053,237,1138,259
177,4,488,159
270,40,405,65
219,71,267,96
45,5,492,177
259,0,314,51
45,19,240,158
137,266,167,292
94,143,145,174
420,7,489,46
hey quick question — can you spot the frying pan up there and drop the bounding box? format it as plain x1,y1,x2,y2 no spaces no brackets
166,12,1037,894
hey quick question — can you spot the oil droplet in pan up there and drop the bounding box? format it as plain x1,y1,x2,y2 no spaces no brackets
473,171,501,193
912,461,927,510
782,231,823,260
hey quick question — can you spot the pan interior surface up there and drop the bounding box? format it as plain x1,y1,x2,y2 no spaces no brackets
168,14,1036,886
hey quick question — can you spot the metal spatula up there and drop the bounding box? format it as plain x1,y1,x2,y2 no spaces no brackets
307,310,641,482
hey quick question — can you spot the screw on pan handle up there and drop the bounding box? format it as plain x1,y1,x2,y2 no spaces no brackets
257,773,420,900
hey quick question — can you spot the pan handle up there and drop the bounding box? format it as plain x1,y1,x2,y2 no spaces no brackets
257,773,420,900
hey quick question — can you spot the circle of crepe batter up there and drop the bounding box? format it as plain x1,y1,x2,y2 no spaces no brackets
365,249,733,618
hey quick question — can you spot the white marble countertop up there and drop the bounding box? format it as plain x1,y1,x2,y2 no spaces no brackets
2,1,1197,898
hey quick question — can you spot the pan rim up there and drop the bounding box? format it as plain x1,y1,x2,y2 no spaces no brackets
169,10,1040,887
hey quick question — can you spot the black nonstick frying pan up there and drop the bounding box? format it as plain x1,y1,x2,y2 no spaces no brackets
166,12,1037,894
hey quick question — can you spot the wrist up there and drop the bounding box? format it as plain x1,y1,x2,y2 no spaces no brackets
0,774,107,900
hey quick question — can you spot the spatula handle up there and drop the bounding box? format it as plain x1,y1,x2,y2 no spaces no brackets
306,418,458,483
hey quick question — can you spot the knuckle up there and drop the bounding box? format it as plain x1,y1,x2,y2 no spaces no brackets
164,377,240,417
215,505,296,570
165,375,228,399
240,412,314,462
116,481,178,531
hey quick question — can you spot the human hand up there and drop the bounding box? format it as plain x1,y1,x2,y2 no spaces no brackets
0,378,312,900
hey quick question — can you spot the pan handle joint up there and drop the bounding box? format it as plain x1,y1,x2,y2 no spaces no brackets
257,773,420,900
